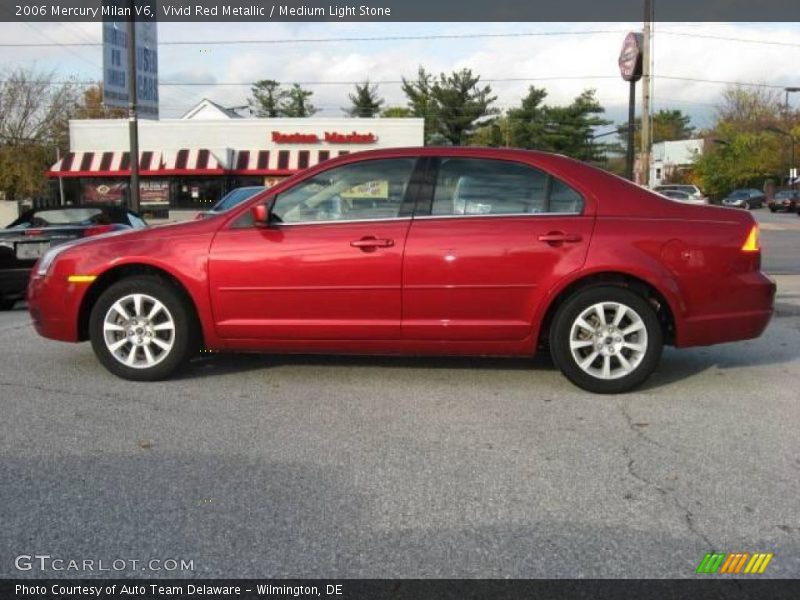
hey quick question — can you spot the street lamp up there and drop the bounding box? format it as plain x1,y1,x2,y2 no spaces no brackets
766,126,797,191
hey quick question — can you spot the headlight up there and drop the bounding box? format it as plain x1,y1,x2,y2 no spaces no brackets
36,243,75,277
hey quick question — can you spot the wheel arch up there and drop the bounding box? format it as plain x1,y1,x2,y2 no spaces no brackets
77,263,205,345
536,270,679,350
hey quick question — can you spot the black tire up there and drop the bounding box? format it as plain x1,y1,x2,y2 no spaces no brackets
743,201,750,210
89,276,199,381
0,298,17,311
549,286,663,394
769,207,777,213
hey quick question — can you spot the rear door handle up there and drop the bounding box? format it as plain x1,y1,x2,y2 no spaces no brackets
538,232,583,245
350,237,395,250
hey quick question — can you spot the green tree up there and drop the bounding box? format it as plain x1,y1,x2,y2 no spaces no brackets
346,80,384,118
617,109,695,148
381,106,413,118
401,67,436,137
402,66,498,145
505,86,549,149
692,86,793,198
280,83,318,117
248,79,286,117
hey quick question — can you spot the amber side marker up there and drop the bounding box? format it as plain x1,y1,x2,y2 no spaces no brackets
67,275,97,283
741,225,760,252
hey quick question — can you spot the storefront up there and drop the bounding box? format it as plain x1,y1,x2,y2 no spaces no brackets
47,106,424,216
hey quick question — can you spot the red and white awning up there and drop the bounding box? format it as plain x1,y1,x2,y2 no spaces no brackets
47,149,224,178
229,148,340,175
48,151,164,178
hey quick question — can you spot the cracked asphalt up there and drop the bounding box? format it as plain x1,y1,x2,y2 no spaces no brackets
0,303,798,579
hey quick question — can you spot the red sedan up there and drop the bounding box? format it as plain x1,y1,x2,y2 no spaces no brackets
27,148,775,393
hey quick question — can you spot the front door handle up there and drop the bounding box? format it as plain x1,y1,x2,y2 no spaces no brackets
350,237,395,250
538,232,583,245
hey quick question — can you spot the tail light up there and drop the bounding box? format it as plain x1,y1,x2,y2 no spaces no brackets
24,229,44,236
84,224,116,237
741,225,760,252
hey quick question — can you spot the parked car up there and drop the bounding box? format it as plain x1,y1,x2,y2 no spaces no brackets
1,205,147,310
27,148,775,394
195,186,265,219
767,189,800,213
653,184,707,203
722,189,765,209
658,190,707,205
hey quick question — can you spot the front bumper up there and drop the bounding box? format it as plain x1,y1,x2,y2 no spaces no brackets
27,273,85,342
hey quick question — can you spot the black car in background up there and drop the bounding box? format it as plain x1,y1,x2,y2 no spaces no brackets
721,188,766,210
0,205,147,309
768,189,800,213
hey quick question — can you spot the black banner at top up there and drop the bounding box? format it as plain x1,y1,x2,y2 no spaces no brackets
4,0,800,22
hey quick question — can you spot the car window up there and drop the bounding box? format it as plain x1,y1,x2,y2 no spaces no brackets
431,158,583,216
214,187,264,212
271,158,415,224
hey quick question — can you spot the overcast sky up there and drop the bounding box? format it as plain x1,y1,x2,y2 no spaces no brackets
1,21,799,131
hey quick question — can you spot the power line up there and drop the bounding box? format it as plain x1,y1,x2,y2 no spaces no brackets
659,30,800,49
0,28,628,48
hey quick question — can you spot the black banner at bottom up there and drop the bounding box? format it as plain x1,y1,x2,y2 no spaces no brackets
4,579,800,600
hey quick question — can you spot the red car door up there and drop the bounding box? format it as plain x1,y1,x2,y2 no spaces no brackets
402,157,594,342
209,157,420,341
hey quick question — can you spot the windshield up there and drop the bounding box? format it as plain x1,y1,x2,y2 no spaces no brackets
212,187,265,212
775,191,798,199
9,208,108,229
729,191,749,199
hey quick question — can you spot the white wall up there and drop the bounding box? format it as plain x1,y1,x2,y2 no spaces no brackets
69,118,425,161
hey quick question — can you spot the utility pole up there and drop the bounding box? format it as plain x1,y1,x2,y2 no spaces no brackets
126,11,140,212
641,0,652,187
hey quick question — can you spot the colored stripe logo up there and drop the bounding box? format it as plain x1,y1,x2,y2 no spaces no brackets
696,552,773,574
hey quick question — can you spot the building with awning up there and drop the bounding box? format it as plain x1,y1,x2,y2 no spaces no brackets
47,99,424,215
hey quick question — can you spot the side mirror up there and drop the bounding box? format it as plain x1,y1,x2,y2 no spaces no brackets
251,203,269,227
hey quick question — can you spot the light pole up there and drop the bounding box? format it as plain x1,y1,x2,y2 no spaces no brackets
766,126,797,192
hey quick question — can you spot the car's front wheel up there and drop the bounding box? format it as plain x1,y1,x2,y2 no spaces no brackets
550,286,663,394
89,276,198,381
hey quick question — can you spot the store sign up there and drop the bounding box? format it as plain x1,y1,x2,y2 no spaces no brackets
102,18,159,118
83,182,127,205
271,131,377,144
618,31,643,82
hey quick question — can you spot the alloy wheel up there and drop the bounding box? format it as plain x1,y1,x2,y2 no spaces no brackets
102,293,176,369
568,301,648,380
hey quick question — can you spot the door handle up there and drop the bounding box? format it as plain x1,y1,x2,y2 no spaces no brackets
350,237,395,250
538,232,583,245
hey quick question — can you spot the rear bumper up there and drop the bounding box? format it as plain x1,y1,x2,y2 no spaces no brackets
27,273,83,342
677,272,776,347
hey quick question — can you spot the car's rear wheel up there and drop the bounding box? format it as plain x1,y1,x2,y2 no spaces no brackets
550,286,663,394
0,298,17,311
89,276,198,381
743,200,751,210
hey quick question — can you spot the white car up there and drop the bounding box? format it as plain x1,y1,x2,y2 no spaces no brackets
653,184,708,204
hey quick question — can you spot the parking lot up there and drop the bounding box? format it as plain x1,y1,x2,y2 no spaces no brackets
1,209,798,579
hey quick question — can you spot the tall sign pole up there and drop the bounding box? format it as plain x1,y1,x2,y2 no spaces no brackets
103,1,158,213
127,12,140,212
641,0,653,187
618,32,643,181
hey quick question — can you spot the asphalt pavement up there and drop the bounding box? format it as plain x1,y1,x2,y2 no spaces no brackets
0,207,798,579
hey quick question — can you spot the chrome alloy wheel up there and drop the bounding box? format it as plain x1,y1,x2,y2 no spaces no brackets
102,293,176,369
568,301,648,380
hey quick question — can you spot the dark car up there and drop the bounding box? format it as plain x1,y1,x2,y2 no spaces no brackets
768,189,800,213
722,189,765,209
28,147,774,394
195,186,266,219
0,205,147,309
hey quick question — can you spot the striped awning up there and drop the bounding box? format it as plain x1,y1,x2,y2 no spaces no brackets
48,151,164,178
47,149,224,178
229,148,340,175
